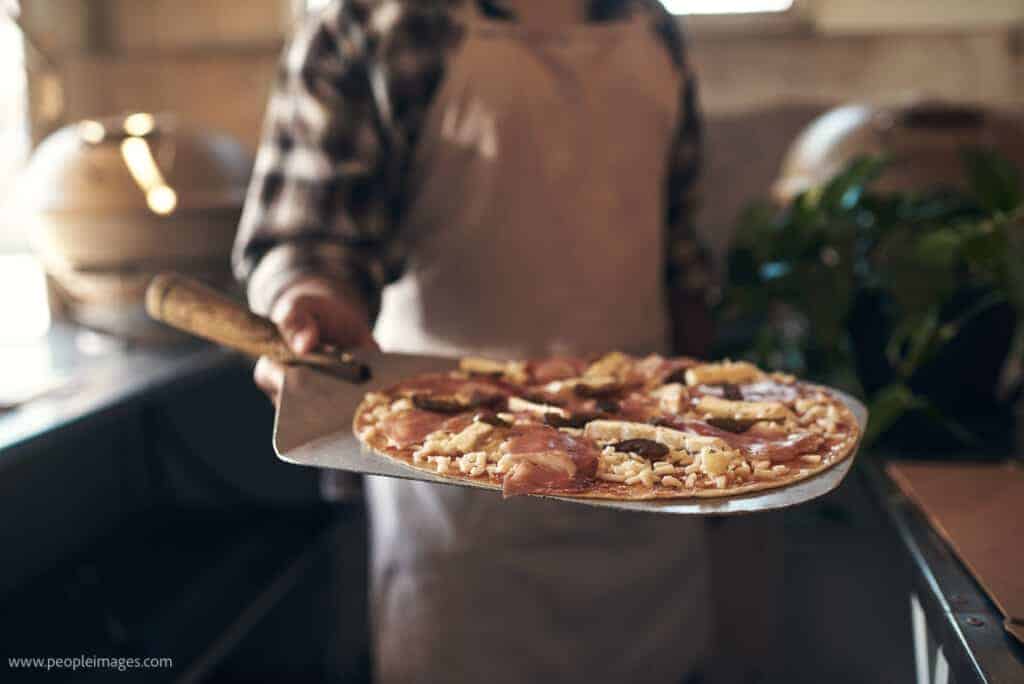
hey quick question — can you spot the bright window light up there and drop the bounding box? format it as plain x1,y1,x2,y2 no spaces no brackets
0,14,29,252
0,253,51,343
661,0,793,14
307,0,795,16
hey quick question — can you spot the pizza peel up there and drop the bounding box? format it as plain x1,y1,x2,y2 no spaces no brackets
147,274,867,516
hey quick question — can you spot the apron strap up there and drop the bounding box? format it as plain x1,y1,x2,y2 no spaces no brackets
372,0,489,148
463,0,492,24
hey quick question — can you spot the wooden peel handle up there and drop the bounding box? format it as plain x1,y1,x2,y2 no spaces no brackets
146,273,372,383
146,273,294,361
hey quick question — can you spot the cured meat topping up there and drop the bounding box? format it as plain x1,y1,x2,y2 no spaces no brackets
356,354,858,499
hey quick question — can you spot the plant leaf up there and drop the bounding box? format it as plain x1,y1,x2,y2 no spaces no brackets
1004,216,1024,311
916,228,962,270
875,230,958,315
817,156,888,212
963,147,1023,213
918,403,982,447
865,383,925,445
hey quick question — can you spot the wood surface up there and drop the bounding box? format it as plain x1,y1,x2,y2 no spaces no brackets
146,273,285,359
144,273,368,382
887,461,1024,643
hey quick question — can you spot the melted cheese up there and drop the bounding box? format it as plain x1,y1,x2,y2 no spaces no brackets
696,395,791,422
507,396,566,417
584,351,633,380
459,356,528,383
416,421,492,458
584,419,724,453
649,383,686,414
685,360,762,386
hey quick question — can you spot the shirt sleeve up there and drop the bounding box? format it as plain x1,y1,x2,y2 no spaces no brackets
232,2,450,319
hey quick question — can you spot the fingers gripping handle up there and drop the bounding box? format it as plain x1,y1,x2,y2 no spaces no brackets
146,273,294,361
146,273,371,382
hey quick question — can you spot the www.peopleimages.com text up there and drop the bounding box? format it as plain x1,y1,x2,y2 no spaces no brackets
8,655,174,672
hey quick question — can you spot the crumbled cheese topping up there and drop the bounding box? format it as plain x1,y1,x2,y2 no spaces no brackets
362,353,855,495
684,360,762,386
649,383,687,414
507,396,566,417
696,395,791,422
584,352,633,380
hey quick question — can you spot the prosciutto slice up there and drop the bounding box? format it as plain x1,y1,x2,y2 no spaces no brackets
381,410,474,449
398,374,513,400
501,425,599,497
633,355,697,385
529,357,588,383
744,431,824,462
659,418,823,463
617,393,661,422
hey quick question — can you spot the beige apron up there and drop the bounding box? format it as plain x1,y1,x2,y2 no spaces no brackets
368,6,709,682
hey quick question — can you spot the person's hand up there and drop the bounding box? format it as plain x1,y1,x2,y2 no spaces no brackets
254,277,377,404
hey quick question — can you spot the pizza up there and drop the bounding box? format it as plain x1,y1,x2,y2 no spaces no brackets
353,352,860,500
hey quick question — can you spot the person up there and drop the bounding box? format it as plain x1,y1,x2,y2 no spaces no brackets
233,1,715,682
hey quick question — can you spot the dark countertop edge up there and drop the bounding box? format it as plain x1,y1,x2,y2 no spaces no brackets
0,346,242,470
860,459,1024,684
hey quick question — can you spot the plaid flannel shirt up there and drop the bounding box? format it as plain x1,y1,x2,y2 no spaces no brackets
233,0,710,319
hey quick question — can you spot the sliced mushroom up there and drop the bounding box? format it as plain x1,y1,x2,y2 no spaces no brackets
544,411,603,429
521,391,565,407
663,368,687,385
464,391,507,411
720,383,743,401
573,378,623,399
475,411,512,428
413,392,505,414
612,438,669,459
705,416,753,433
412,394,466,414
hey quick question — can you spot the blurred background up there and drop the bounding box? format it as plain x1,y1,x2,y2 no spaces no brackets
0,1,1022,682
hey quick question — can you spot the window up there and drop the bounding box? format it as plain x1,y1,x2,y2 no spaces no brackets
662,0,793,13
0,9,29,252
0,7,49,345
303,0,797,16
665,0,803,36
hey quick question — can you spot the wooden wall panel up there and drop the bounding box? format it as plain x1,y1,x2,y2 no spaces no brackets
690,29,1018,115
22,0,288,148
107,0,291,52
57,52,279,150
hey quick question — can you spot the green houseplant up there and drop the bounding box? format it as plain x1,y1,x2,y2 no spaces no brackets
718,150,1024,453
